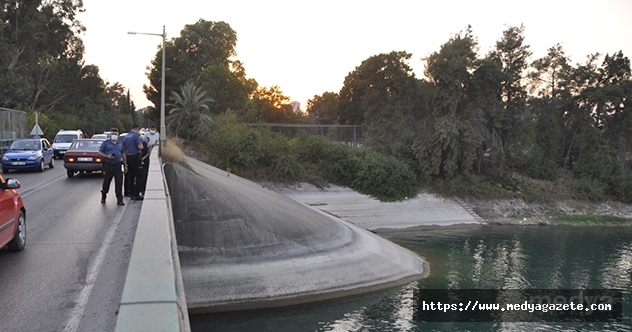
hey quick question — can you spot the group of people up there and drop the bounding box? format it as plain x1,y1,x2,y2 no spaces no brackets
98,124,160,205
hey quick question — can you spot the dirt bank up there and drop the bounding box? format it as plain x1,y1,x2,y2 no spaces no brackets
272,179,632,228
463,197,632,226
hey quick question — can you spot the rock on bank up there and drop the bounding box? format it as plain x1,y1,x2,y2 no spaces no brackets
164,157,427,313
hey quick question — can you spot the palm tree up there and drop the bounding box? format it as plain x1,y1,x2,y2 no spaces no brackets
166,82,214,140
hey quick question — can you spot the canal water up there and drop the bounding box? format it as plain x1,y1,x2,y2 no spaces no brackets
189,225,632,331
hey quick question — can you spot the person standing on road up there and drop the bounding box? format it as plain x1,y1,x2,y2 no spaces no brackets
137,135,151,198
123,124,144,201
98,128,127,205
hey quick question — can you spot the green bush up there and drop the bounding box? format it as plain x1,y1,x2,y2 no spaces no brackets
573,178,606,201
518,181,554,203
205,112,302,181
273,154,306,182
317,142,362,187
352,151,418,201
620,176,632,203
292,135,330,164
238,131,263,168
431,176,512,200
205,113,260,170
204,113,420,201
257,128,291,167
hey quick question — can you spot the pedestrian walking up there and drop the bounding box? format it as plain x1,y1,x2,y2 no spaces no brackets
98,128,127,205
123,124,144,201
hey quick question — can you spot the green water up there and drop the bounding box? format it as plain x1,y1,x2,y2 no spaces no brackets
190,225,632,331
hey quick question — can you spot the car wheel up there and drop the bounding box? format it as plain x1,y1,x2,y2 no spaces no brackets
7,210,26,252
38,160,44,172
2,168,8,174
49,157,54,169
67,169,74,178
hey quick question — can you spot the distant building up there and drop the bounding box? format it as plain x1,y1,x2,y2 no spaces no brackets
290,101,300,114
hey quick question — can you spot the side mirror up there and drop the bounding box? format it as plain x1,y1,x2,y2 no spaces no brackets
5,178,20,189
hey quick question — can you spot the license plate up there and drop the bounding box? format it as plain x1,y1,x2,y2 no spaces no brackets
11,161,25,165
77,157,92,162
60,151,65,154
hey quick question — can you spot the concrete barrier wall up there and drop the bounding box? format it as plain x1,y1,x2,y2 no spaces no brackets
115,152,190,332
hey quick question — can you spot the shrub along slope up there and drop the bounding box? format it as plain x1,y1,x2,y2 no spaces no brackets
203,113,418,202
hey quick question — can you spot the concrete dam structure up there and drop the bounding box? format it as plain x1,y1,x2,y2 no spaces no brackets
165,157,427,313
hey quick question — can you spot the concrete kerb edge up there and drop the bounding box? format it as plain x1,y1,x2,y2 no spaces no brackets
114,152,191,332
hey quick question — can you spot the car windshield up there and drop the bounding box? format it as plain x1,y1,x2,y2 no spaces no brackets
70,140,102,151
9,140,40,151
54,134,77,143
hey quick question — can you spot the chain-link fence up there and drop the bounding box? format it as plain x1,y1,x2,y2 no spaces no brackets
251,123,364,146
0,108,28,154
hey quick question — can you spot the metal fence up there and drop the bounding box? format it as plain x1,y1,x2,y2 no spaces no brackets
250,123,364,146
0,108,28,154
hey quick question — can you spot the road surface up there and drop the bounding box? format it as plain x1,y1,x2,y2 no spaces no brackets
0,163,141,332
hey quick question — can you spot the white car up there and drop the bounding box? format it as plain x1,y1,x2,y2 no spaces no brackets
52,129,84,159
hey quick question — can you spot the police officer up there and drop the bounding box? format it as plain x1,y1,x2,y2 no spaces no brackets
98,128,127,205
137,135,151,198
123,124,144,201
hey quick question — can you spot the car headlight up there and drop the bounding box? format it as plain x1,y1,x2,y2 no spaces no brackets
2,156,7,161
51,144,57,149
28,155,39,161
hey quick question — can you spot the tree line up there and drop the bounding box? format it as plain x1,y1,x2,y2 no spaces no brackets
143,18,306,134
147,20,632,201
4,3,631,201
305,26,632,201
0,0,137,136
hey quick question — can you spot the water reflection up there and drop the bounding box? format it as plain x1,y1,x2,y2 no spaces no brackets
190,226,632,332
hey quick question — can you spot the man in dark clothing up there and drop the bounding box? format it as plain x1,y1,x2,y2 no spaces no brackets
137,136,151,198
123,124,143,200
98,128,127,205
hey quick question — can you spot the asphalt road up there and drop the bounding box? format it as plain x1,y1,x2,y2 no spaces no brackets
0,162,141,332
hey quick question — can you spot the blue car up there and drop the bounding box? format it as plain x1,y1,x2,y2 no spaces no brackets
2,138,55,173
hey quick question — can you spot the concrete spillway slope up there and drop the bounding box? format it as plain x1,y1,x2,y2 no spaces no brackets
164,157,427,313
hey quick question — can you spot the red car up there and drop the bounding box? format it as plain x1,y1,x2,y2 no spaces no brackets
64,139,105,178
0,174,26,251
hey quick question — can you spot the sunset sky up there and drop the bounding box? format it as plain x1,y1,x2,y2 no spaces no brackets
78,0,632,111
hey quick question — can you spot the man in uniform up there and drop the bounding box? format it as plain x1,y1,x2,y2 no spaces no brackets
98,128,127,205
123,124,144,201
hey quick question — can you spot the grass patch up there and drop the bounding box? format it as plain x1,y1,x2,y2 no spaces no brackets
161,137,185,164
550,214,631,224
430,175,514,200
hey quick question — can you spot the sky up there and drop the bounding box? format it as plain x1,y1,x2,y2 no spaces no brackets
77,0,632,111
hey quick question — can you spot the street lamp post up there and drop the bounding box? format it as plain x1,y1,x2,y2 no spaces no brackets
128,25,166,151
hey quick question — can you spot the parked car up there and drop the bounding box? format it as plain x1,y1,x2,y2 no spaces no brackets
0,174,26,251
64,139,105,178
1,138,55,173
52,129,84,159
91,134,108,140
